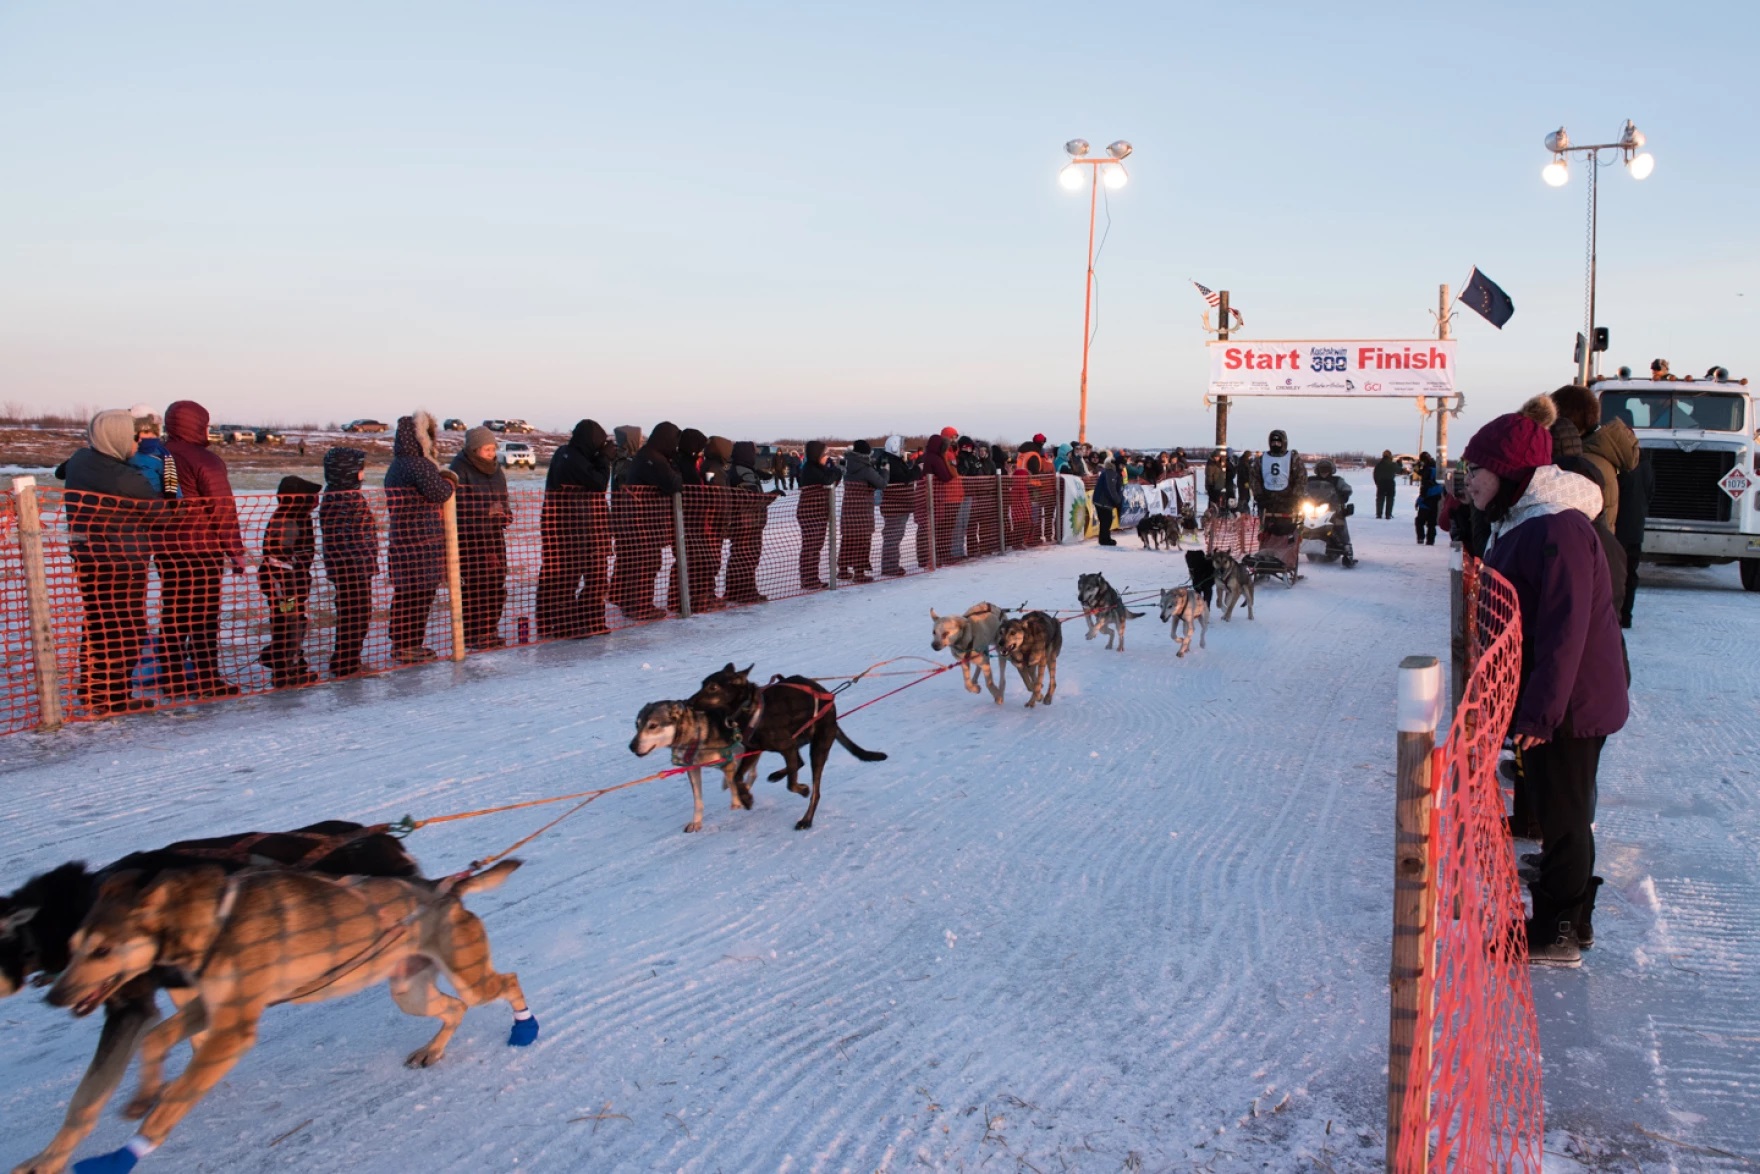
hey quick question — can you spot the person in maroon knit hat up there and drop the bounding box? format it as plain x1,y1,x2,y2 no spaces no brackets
1463,394,1628,967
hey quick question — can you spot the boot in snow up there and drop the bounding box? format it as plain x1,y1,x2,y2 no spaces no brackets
1574,876,1604,949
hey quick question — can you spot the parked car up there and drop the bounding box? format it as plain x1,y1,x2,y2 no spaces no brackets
497,440,536,469
442,418,467,431
342,419,389,433
213,424,256,444
255,428,284,444
501,418,533,433
482,419,508,432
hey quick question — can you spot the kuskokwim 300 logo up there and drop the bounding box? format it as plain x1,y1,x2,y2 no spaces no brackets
1310,347,1348,374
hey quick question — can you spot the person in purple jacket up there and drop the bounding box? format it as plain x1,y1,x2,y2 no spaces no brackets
1464,395,1629,967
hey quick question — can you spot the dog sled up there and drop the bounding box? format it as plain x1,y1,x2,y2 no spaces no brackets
1243,514,1302,586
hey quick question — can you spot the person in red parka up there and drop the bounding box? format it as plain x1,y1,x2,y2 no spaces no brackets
159,400,246,697
924,429,964,565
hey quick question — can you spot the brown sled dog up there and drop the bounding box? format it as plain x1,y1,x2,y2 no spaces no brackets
629,699,744,833
690,663,887,830
46,863,533,1166
996,610,1063,708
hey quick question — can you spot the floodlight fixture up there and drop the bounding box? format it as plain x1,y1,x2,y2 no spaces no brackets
1059,165,1085,190
1542,159,1570,187
1105,140,1133,160
1102,165,1128,190
1065,139,1090,158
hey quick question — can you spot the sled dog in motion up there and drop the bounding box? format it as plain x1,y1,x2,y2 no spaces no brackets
930,602,1008,703
1076,571,1141,651
996,611,1063,708
2,821,420,1174
46,862,533,1170
1211,550,1256,622
630,699,745,833
690,663,888,830
1136,514,1177,550
1158,587,1209,658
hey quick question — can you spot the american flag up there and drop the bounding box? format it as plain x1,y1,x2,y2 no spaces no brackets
1192,280,1244,326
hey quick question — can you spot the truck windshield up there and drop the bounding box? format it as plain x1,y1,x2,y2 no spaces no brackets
1602,390,1744,432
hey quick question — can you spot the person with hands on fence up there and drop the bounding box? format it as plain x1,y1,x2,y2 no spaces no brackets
796,439,842,590
1464,394,1628,967
320,446,377,678
61,409,163,716
838,438,890,583
256,475,321,687
671,428,720,614
611,420,682,622
450,427,513,650
725,440,780,604
158,399,246,698
536,419,614,639
384,411,454,663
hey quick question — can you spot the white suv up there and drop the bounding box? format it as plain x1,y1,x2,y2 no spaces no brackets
497,440,536,469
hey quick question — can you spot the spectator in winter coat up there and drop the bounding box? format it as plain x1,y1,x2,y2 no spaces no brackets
924,432,963,565
610,425,643,489
669,428,719,614
1414,452,1441,545
1372,450,1399,519
797,440,842,590
877,436,921,576
536,419,613,639
1233,450,1253,513
838,439,891,581
383,411,455,662
320,446,377,678
1552,384,1640,533
62,409,161,714
449,428,512,650
611,421,682,622
159,399,246,697
1548,414,1627,603
1465,394,1628,966
1141,453,1164,485
700,435,735,605
1091,454,1124,546
1204,450,1229,508
1613,448,1652,629
126,406,178,497
725,441,781,604
258,475,321,687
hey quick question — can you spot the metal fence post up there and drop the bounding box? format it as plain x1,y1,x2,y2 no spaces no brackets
11,476,64,731
440,492,466,661
672,493,692,618
1388,654,1441,1172
925,478,937,572
996,474,1008,554
827,484,840,589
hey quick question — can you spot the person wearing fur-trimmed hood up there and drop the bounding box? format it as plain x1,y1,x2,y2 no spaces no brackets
384,411,454,662
450,426,512,650
537,419,614,639
1464,393,1628,967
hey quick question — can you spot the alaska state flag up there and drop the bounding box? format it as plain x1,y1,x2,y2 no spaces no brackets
1461,267,1514,329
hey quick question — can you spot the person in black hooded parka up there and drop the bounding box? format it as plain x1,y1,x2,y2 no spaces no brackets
671,427,719,613
536,419,614,638
611,421,681,622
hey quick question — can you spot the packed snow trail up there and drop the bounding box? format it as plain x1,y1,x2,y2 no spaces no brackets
2,475,1755,1171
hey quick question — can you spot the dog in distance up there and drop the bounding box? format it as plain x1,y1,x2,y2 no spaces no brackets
1136,514,1177,550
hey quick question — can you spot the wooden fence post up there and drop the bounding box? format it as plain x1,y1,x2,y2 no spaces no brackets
925,479,937,572
11,476,64,731
827,484,840,589
671,494,692,618
997,474,1008,554
1388,654,1442,1172
1448,546,1467,714
440,493,466,661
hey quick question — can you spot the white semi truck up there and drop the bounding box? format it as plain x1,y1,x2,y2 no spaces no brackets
1595,372,1760,591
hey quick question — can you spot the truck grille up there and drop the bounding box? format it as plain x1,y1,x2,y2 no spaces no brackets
1648,448,1736,523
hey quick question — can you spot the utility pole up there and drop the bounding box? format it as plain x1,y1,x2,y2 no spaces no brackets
1435,283,1452,470
1214,290,1230,450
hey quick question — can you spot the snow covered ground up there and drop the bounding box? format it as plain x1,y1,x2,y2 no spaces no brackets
1,473,1756,1172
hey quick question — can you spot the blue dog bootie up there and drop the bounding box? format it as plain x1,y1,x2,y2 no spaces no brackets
74,1136,154,1173
508,1010,539,1047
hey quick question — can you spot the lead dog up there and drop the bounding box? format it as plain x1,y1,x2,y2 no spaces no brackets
690,664,887,830
930,602,1007,703
1158,587,1208,658
629,700,746,832
2,822,419,1174
996,611,1062,708
1077,571,1141,651
1211,550,1256,622
47,862,534,1172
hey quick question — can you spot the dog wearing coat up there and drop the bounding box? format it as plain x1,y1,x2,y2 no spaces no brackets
630,700,745,832
1158,587,1208,658
930,602,1007,703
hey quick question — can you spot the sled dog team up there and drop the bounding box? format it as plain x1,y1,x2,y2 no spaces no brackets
5,567,1258,1171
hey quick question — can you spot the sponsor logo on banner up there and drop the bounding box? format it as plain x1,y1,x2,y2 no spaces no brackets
1207,339,1457,397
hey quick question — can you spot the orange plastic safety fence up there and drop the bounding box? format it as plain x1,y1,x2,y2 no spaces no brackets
1203,513,1260,557
0,475,1069,733
1395,557,1542,1171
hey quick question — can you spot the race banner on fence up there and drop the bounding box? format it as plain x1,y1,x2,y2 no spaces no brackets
1118,474,1198,530
1061,475,1093,544
1208,339,1456,397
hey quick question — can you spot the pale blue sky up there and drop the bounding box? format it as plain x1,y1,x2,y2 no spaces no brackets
1,1,1754,450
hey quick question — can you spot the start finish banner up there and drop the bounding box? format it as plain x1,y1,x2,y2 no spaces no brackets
1207,339,1457,397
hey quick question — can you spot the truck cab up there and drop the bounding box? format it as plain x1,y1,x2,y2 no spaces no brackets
1596,373,1759,591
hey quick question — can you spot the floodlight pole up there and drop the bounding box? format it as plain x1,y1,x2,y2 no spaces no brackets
1074,160,1102,447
